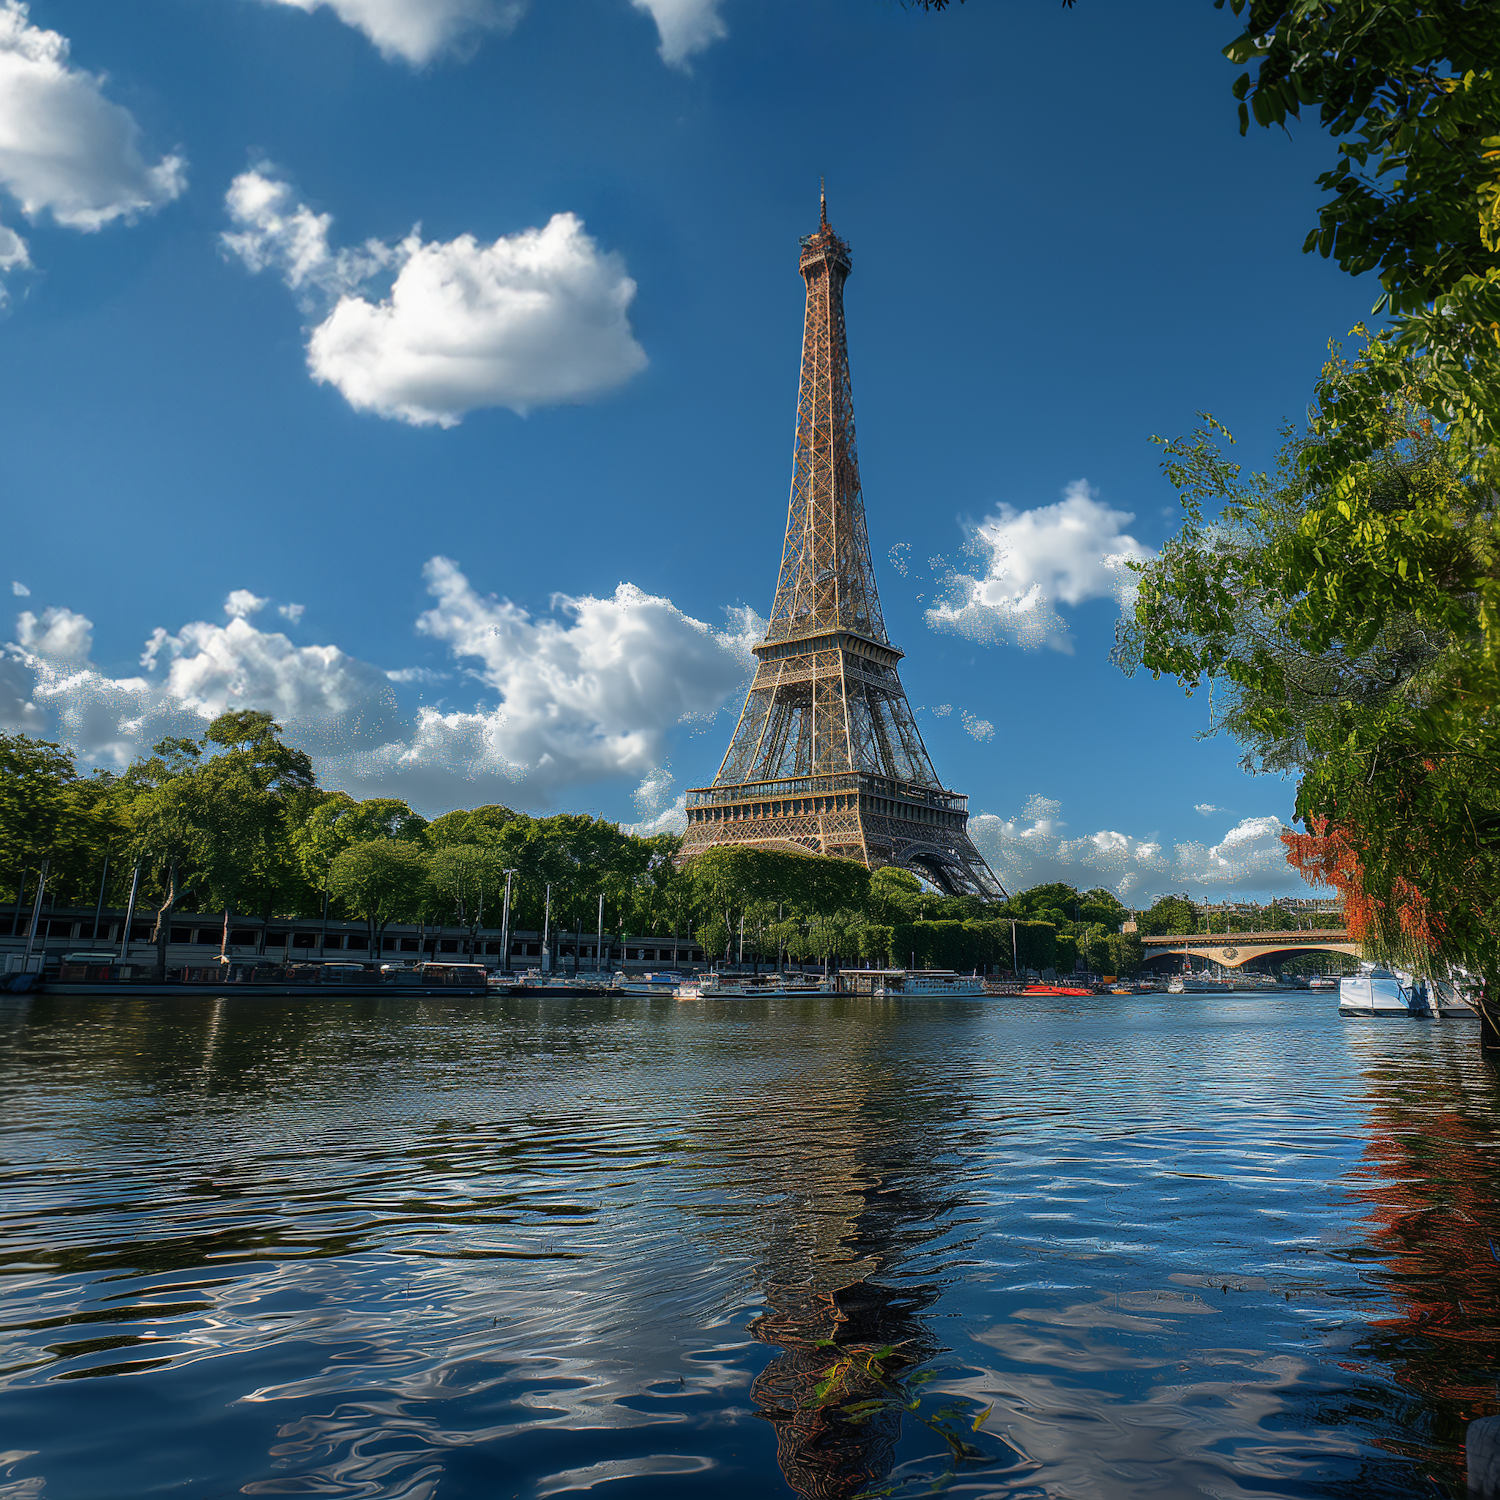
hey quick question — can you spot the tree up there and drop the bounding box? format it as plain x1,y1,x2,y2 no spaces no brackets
1136,895,1200,938
328,840,430,959
292,793,428,886
1117,394,1500,988
1218,1,1500,460
427,804,518,847
428,843,509,956
0,735,122,908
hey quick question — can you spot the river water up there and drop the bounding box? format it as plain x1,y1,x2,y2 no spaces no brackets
2,991,1498,1499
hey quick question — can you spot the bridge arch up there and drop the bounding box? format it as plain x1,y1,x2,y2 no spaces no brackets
1141,930,1359,971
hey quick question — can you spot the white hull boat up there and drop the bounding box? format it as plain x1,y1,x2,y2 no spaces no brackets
1339,968,1474,1017
1167,975,1232,994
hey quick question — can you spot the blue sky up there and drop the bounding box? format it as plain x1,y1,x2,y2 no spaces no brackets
0,0,1370,900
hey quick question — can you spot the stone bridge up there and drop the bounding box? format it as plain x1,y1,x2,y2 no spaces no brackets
1140,929,1359,971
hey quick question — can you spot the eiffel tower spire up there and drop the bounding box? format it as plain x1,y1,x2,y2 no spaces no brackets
680,198,1004,900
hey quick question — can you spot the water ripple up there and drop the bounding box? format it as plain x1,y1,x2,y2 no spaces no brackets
1,992,1497,1497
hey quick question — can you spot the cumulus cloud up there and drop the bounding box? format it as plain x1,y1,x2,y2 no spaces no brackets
16,605,91,661
927,479,1154,654
4,555,758,821
970,797,1321,901
1194,803,1224,816
255,0,522,65
385,666,449,685
328,557,756,803
223,168,647,426
4,602,400,770
279,602,306,623
0,2,185,295
623,794,688,837
224,589,269,619
631,0,726,67
11,580,29,596
961,710,994,742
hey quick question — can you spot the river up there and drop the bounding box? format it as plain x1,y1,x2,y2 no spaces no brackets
1,991,1496,1499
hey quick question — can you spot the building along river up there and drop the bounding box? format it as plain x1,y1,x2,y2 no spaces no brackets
1,990,1496,1498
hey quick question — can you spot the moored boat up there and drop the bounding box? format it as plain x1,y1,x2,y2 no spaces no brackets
1167,974,1232,994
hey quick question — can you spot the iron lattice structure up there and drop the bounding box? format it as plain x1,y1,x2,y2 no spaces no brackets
680,196,1005,900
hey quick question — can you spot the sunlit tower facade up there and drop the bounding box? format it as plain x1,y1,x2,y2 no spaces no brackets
679,195,1004,900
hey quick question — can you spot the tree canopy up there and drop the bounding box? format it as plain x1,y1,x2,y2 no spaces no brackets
1118,381,1500,983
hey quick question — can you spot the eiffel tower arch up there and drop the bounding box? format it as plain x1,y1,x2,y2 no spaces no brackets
679,194,1005,901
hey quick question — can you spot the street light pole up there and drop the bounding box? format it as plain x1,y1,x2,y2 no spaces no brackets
22,859,48,968
541,883,552,973
118,859,141,964
500,868,516,974
91,857,109,946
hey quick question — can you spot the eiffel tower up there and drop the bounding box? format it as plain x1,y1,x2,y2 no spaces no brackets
680,193,1005,900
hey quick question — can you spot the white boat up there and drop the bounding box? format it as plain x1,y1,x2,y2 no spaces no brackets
610,971,689,995
675,972,836,1000
838,969,989,998
1167,974,1232,994
1339,967,1475,1017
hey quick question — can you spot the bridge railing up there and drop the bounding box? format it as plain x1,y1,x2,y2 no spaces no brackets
1141,929,1349,946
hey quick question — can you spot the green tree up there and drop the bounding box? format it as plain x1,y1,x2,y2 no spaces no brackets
292,792,428,887
427,804,518,847
1136,895,1200,938
428,843,509,956
328,840,430,959
1118,395,1500,986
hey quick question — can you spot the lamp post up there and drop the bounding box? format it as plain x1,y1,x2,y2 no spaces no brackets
541,882,552,973
91,857,109,946
22,859,48,968
118,859,141,965
595,892,604,975
499,868,517,974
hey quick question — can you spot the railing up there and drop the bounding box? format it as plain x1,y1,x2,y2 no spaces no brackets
686,772,966,814
1141,929,1349,946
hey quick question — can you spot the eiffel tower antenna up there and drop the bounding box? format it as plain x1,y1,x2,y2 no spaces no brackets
679,200,1006,900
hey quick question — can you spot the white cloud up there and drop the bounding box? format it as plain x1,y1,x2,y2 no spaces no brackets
927,479,1155,654
385,666,448,685
632,764,675,815
970,799,1321,901
623,793,687,837
224,589,269,619
330,557,755,803
255,0,522,65
0,1,185,294
16,605,91,661
11,580,29,596
223,169,647,426
1194,803,1224,816
961,710,994,742
279,602,306,623
7,603,398,769
6,562,756,813
630,0,726,68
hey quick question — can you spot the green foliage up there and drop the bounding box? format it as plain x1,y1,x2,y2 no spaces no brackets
0,735,122,905
328,839,430,952
1136,895,1201,937
1119,389,1500,981
1219,1,1500,460
427,804,518,847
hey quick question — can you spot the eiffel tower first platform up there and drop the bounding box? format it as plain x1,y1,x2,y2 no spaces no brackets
679,195,1005,901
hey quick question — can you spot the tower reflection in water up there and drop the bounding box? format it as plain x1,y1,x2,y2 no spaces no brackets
705,1033,999,1500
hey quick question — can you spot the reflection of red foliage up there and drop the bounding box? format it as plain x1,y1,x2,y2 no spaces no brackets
1281,818,1444,961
